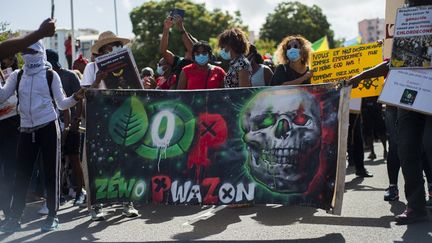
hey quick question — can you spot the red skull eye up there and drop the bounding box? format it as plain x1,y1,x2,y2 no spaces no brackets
293,114,310,126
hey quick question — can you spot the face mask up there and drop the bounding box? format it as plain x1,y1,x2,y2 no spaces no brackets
156,65,165,75
286,48,301,62
22,53,45,74
195,54,209,65
220,49,231,60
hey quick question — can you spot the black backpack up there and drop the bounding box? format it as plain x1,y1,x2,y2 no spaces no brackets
15,69,55,110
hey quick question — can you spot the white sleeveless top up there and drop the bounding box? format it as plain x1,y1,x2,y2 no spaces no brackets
250,64,265,87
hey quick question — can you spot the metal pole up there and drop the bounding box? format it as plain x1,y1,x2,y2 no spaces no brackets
114,0,118,35
70,0,75,67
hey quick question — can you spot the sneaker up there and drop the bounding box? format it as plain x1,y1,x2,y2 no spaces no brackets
355,170,373,178
41,216,59,232
73,192,86,207
38,203,49,215
395,208,428,225
90,206,106,221
122,203,139,218
384,186,399,201
0,218,21,233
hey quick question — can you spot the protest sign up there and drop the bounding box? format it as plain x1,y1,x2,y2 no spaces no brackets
95,47,143,89
311,43,384,98
390,5,432,68
85,83,350,214
0,68,18,120
384,0,405,59
379,69,432,115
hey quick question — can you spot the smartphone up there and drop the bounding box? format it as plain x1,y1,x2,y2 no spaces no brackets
170,8,185,18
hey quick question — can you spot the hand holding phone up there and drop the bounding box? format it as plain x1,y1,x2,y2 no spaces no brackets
170,8,185,19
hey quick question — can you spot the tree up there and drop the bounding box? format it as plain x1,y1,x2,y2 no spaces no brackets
254,39,277,56
259,1,336,48
130,0,246,69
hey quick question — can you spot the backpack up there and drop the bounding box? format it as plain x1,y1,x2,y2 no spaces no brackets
16,69,55,110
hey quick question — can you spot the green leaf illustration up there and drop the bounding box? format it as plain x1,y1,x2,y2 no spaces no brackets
109,96,148,146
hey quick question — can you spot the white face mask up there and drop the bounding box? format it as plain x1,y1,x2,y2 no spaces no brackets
22,53,45,75
156,65,165,76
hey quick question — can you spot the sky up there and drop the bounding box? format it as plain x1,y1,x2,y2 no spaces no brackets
1,0,385,40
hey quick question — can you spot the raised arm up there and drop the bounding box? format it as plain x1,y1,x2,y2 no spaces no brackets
348,61,390,88
0,18,56,59
160,16,175,66
175,16,193,60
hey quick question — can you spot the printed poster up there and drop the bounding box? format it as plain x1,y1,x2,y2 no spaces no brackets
390,5,432,68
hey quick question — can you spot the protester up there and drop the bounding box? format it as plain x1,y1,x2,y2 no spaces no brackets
271,35,313,86
361,97,387,160
47,49,86,207
160,15,195,86
177,41,226,90
141,67,156,89
72,54,89,75
154,58,176,89
64,35,73,69
247,44,273,86
81,31,139,221
0,55,20,226
217,28,251,88
0,18,56,59
347,113,373,177
349,0,432,220
0,41,85,233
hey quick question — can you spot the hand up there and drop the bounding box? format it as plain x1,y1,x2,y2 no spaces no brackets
164,16,174,30
143,76,156,89
73,88,86,101
304,70,313,80
173,15,185,31
93,71,108,88
37,18,56,38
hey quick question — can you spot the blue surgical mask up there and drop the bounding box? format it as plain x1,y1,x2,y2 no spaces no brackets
220,49,231,60
195,54,209,65
156,65,165,75
286,48,301,62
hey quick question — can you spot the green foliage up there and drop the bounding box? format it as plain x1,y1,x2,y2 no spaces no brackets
259,1,336,48
109,96,148,146
129,0,247,69
254,39,277,56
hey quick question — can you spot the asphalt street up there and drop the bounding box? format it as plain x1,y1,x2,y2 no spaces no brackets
1,143,431,243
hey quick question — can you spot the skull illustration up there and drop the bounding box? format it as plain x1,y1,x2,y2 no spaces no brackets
242,89,321,193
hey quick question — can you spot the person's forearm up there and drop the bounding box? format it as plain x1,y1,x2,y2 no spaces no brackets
160,28,170,56
0,31,43,59
181,30,193,56
282,77,307,85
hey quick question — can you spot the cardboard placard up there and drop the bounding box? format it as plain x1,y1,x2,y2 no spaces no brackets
311,43,384,98
379,69,432,115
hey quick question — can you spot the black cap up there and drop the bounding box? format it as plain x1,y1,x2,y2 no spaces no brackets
46,49,61,69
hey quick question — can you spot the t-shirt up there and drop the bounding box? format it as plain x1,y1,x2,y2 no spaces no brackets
182,63,226,90
80,62,107,89
172,55,193,84
56,68,81,119
271,64,310,86
156,74,177,90
64,39,72,56
224,55,252,88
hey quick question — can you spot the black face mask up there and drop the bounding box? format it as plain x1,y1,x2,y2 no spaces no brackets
407,0,432,6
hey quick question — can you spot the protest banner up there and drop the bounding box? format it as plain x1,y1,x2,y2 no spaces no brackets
390,5,432,68
379,69,432,115
0,68,18,120
85,83,350,214
384,0,405,59
311,43,384,98
95,47,143,89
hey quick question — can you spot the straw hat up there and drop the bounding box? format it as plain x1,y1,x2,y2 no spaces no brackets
91,31,130,54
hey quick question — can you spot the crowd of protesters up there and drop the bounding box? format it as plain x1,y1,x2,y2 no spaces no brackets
0,0,432,233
